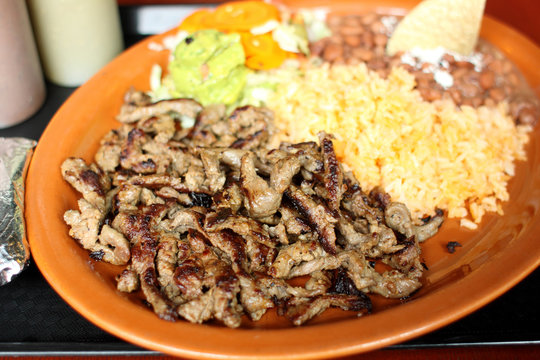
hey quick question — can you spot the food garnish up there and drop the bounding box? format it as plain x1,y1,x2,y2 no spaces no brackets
386,0,486,56
61,0,539,328
177,0,309,70
240,32,289,70
177,9,212,33
63,91,443,327
168,30,248,106
203,0,281,32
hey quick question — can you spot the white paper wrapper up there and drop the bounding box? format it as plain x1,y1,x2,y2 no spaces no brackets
0,137,36,285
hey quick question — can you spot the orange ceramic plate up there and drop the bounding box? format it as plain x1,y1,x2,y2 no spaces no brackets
26,1,540,359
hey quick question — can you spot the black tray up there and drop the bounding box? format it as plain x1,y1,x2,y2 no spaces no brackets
1,7,539,355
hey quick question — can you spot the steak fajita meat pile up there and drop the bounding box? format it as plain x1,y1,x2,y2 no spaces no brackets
61,89,443,327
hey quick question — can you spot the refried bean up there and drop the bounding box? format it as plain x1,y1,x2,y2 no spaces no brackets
309,13,539,126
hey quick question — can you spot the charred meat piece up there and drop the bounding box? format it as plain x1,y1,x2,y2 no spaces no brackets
318,132,344,214
240,152,282,219
95,129,124,172
61,157,110,211
385,202,444,243
284,294,371,326
117,97,202,124
62,94,443,328
64,199,106,258
284,185,338,255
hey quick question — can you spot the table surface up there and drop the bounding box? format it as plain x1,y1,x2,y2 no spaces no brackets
1,5,539,359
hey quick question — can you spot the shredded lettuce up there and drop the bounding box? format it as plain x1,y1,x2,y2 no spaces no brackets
298,8,331,43
251,19,280,35
272,22,309,55
237,60,302,108
148,64,174,102
147,11,315,111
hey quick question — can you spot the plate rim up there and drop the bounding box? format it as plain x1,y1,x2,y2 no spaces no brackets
26,3,540,359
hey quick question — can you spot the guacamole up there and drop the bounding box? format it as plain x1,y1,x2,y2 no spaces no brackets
169,30,248,106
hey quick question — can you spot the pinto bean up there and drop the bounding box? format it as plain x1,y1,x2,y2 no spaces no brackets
510,97,539,126
370,20,385,33
471,96,484,107
488,59,504,74
327,15,343,28
502,60,514,74
420,87,443,101
374,33,388,47
333,56,345,65
352,47,374,62
361,31,374,48
361,12,377,25
479,71,495,90
310,39,327,57
323,43,344,62
344,35,362,47
309,12,539,126
507,72,520,87
455,60,475,69
344,16,361,27
488,87,506,102
442,53,456,65
483,98,496,107
328,34,344,45
459,83,480,98
346,57,361,66
517,107,538,125
448,88,462,104
368,58,386,70
340,26,364,36
452,67,469,80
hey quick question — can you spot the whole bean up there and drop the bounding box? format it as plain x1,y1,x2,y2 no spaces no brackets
502,60,514,74
352,47,374,62
448,88,462,104
344,16,361,28
507,72,520,87
346,57,361,66
471,96,483,107
488,59,503,74
488,87,506,102
308,12,538,126
361,12,377,25
368,58,386,70
374,33,388,47
373,46,385,57
452,67,469,80
309,39,327,57
323,43,344,62
484,98,496,107
517,107,538,125
328,34,344,45
442,53,456,65
420,87,443,101
340,26,364,36
479,71,495,90
344,35,362,47
459,83,480,98
327,15,342,28
461,98,474,107
361,32,374,48
370,20,385,33
455,60,475,69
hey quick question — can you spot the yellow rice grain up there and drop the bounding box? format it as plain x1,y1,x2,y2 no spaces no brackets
268,63,531,225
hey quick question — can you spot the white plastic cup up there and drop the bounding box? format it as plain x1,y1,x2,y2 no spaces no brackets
27,0,124,87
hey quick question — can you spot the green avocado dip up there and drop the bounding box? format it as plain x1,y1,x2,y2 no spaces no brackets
168,30,248,106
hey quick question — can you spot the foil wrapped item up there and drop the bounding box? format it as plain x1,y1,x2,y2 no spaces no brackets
0,137,36,285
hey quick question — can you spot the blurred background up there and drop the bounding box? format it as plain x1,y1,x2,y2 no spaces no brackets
115,0,540,44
